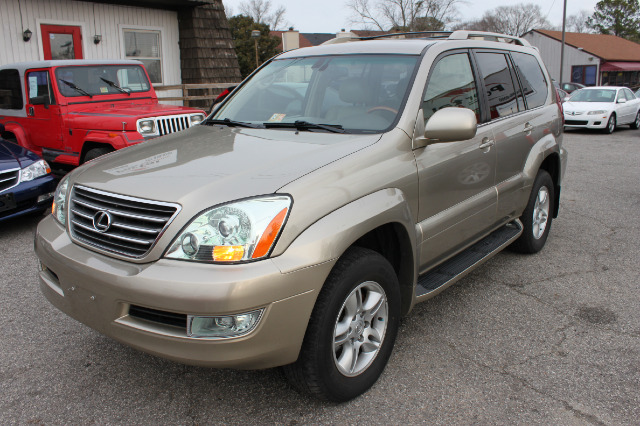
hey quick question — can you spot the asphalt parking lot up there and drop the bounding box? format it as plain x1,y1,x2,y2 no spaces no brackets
1,128,639,424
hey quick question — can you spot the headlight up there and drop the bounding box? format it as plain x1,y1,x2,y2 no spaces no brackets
190,114,205,125
587,110,607,115
51,176,70,225
20,159,50,182
165,195,291,263
138,119,156,134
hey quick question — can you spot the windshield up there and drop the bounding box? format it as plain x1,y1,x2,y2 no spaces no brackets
569,89,616,103
55,65,151,97
212,55,419,133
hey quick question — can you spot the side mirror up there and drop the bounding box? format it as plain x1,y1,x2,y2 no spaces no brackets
30,95,50,107
419,107,477,146
617,98,627,104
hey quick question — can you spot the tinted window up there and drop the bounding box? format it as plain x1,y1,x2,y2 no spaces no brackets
0,69,23,110
616,90,625,102
423,53,480,122
511,52,548,109
476,53,519,119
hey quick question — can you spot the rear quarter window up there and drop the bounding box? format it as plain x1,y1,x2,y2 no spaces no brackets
0,69,23,110
510,52,548,110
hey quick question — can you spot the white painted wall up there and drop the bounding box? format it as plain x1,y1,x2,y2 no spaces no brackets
0,0,182,103
523,31,601,84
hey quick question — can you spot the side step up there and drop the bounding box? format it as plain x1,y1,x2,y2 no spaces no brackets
415,220,523,298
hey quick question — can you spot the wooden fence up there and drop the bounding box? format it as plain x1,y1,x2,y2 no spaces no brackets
154,83,240,107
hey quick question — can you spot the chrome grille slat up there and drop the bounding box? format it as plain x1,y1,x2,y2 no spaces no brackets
69,185,180,258
0,168,20,193
72,198,169,223
74,189,175,214
71,220,155,245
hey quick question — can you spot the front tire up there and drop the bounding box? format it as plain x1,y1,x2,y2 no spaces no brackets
83,147,113,163
284,247,401,402
510,170,554,254
604,114,616,134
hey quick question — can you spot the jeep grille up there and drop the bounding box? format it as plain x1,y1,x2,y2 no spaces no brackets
157,114,192,136
69,185,180,258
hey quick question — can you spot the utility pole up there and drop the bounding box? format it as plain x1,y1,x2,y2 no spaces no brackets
559,0,567,85
251,30,261,69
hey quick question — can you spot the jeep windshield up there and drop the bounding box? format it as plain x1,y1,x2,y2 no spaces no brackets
55,65,151,97
211,55,419,133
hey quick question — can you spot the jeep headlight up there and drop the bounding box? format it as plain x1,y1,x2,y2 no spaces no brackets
51,176,70,225
190,114,205,125
20,159,51,182
165,195,291,263
587,110,607,115
138,119,156,134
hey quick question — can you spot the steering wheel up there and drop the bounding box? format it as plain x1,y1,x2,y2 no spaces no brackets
367,106,399,115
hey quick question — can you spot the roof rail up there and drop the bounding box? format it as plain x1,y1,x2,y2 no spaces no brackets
359,31,453,40
448,30,531,46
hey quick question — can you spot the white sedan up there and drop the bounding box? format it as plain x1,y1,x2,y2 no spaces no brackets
563,86,640,133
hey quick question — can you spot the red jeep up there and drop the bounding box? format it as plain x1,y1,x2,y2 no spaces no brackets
0,60,206,165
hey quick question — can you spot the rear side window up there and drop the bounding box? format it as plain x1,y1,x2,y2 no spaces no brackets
475,53,520,119
0,69,23,110
511,52,548,109
422,53,480,122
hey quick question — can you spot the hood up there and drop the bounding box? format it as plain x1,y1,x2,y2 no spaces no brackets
0,139,39,170
66,100,205,131
73,124,381,210
563,102,613,113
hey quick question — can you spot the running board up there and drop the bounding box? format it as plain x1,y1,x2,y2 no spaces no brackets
415,220,523,298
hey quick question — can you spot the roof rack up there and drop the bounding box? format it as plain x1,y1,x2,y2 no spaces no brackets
321,30,531,46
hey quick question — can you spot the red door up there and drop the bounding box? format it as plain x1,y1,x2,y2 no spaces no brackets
41,24,83,60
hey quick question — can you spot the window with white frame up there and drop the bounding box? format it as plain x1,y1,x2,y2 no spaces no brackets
123,29,162,84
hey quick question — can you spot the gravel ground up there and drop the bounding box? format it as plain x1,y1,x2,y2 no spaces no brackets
0,128,638,424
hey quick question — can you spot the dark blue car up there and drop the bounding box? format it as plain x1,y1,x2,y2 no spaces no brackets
0,124,56,222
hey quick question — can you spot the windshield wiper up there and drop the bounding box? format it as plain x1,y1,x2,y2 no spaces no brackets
100,77,130,95
264,120,346,133
59,79,92,98
205,118,264,128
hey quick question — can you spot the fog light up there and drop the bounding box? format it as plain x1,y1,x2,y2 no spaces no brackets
38,192,54,203
187,309,263,338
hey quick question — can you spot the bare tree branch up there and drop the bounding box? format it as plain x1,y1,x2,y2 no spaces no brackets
347,0,461,31
238,0,290,30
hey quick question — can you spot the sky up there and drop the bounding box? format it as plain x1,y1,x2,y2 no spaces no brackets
240,0,603,34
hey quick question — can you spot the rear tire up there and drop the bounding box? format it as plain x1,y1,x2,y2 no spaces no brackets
510,170,554,254
283,247,400,402
83,147,112,163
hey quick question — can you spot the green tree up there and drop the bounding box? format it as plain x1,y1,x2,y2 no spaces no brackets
228,15,280,79
587,0,640,40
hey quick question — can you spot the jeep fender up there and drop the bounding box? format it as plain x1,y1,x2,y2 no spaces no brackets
1,122,32,149
271,188,418,314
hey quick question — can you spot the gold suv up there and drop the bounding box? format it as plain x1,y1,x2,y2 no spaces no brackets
35,30,567,402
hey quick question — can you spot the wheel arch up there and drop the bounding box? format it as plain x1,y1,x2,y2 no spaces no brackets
80,141,115,163
271,188,418,316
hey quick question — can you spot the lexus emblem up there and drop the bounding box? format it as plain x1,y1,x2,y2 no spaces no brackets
93,210,112,232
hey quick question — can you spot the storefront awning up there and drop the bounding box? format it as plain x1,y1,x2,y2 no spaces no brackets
600,61,640,72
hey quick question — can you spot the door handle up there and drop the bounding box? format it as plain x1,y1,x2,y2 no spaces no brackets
28,106,34,116
523,122,534,133
478,138,494,150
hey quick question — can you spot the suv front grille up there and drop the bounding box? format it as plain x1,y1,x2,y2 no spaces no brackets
157,115,191,136
69,185,180,258
0,168,20,193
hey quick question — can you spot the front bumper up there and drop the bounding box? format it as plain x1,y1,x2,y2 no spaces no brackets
35,215,335,369
563,113,610,129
